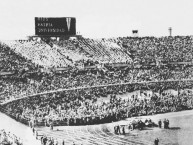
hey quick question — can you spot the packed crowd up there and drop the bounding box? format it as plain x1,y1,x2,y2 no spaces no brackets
118,36,193,64
2,81,193,126
3,36,193,70
1,36,193,145
2,40,73,68
0,36,193,103
1,36,193,119
0,42,37,72
1,64,193,103
0,129,23,145
2,37,131,69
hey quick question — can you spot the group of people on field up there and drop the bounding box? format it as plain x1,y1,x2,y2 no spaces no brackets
158,119,170,129
0,129,23,145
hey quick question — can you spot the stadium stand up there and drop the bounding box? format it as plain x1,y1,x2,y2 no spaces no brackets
0,36,193,101
1,36,193,144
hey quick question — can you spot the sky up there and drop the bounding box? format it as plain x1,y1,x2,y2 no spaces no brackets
0,0,193,39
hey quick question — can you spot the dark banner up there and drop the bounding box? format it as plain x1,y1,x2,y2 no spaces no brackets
35,17,76,36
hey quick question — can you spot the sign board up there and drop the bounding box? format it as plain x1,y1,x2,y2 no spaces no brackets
35,17,76,36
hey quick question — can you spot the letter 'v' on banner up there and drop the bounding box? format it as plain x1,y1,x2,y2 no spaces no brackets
66,18,71,31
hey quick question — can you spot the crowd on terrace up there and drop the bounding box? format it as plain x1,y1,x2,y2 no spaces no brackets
0,36,193,145
0,42,37,72
1,64,193,103
1,36,193,103
1,36,193,70
0,129,23,145
2,37,131,69
118,36,193,63
2,81,193,126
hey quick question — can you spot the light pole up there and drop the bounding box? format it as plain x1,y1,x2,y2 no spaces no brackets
169,27,172,36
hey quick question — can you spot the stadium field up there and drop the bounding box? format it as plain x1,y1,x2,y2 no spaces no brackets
34,109,193,145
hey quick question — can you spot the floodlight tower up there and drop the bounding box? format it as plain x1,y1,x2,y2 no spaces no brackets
169,27,172,36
